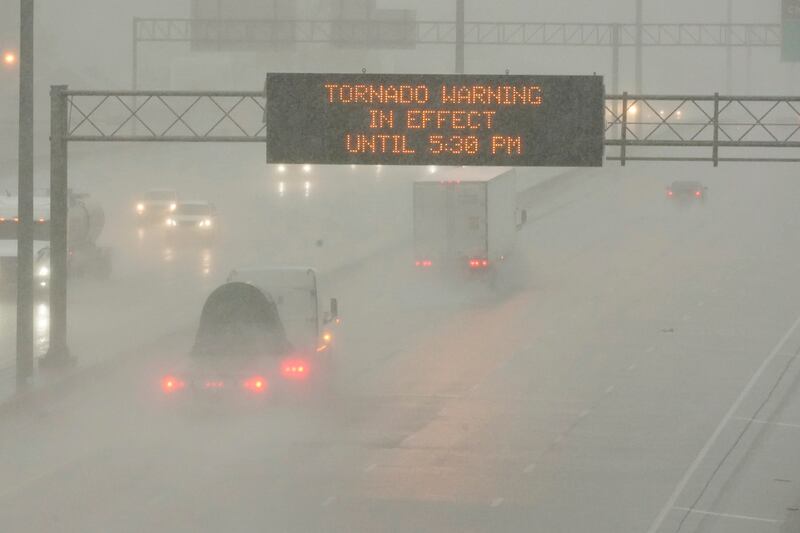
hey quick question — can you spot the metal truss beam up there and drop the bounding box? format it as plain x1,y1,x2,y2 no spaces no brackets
134,18,782,47
63,89,800,165
605,93,800,164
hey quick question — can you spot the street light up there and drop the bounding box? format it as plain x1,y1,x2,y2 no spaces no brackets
3,50,17,67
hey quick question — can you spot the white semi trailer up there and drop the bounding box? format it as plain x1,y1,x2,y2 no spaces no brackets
413,167,526,273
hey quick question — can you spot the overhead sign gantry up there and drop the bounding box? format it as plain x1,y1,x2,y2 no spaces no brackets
265,73,605,167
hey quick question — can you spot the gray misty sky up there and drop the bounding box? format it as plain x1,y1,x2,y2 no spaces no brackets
0,0,794,124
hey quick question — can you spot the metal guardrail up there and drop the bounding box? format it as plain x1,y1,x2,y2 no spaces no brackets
134,18,782,47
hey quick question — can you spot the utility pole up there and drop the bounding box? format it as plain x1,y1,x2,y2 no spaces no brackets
16,0,34,391
455,0,464,74
635,0,643,94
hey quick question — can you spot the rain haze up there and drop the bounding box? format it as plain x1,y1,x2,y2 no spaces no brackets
0,1,800,532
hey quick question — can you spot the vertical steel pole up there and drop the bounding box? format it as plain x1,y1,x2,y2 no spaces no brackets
726,0,733,94
621,92,628,167
41,85,71,369
611,23,620,97
455,0,464,74
16,0,34,390
712,92,720,167
635,0,643,94
132,17,138,135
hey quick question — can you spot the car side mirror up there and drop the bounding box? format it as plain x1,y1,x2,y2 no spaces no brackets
324,298,339,324
516,209,528,230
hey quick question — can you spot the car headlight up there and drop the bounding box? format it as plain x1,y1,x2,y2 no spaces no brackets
136,203,145,213
169,202,177,212
37,266,49,278
166,218,177,227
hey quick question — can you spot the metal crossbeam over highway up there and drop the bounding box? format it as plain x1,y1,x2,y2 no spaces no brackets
134,18,782,47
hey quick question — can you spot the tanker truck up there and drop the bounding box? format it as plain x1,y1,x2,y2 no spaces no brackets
0,190,111,294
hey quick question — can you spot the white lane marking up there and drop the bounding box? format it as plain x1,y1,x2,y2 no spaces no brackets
365,463,377,472
322,495,336,507
673,507,781,524
646,312,800,533
579,409,591,419
490,497,504,508
605,385,616,394
523,463,536,474
733,416,800,430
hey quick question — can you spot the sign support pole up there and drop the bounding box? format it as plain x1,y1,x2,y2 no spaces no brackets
16,0,34,390
40,85,72,370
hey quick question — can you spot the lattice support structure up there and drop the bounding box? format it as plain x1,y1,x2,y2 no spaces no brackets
605,94,800,164
134,18,782,47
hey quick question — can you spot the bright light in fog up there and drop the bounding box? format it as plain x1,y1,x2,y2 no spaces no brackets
428,165,437,174
278,181,286,197
302,164,312,173
676,110,683,118
304,181,311,197
628,104,638,116
376,165,382,173
350,164,356,170
35,304,49,336
277,164,286,173
3,51,16,66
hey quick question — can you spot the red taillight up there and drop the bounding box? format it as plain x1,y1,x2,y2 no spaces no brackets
415,260,432,267
204,380,225,389
695,190,701,197
161,375,185,393
242,376,267,393
667,190,673,196
469,259,489,269
282,359,309,380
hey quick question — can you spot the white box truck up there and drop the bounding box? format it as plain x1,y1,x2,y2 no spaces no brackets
413,167,526,272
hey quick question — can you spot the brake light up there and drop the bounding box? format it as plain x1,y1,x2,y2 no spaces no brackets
415,260,432,267
469,259,489,269
161,375,185,393
667,190,673,196
242,376,267,393
282,359,309,380
695,190,701,197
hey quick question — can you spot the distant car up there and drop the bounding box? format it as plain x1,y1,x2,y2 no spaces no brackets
164,201,217,238
135,189,178,222
666,180,707,201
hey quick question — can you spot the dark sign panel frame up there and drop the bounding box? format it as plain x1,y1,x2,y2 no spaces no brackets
266,73,605,167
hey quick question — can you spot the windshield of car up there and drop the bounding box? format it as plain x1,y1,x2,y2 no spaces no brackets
144,190,175,201
175,204,212,216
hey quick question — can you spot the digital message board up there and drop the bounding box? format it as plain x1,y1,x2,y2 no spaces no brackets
266,73,604,167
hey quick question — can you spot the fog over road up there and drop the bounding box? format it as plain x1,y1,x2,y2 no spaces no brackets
1,149,799,532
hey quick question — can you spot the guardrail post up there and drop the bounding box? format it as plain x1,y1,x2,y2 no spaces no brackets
40,85,73,370
620,91,628,166
712,92,720,167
